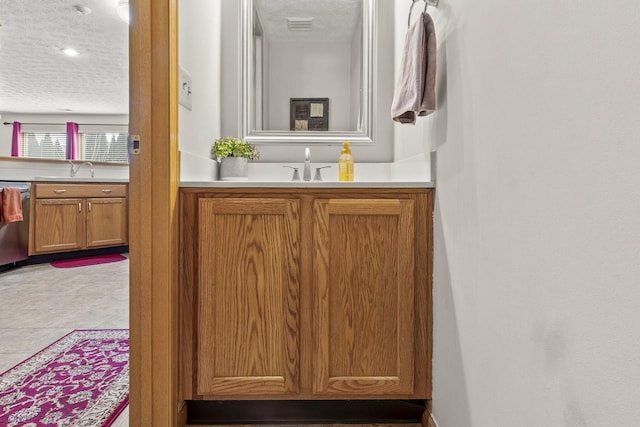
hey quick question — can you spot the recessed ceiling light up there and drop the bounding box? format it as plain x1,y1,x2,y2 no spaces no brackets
73,5,92,15
62,48,79,57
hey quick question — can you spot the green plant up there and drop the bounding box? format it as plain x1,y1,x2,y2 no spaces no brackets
212,137,259,160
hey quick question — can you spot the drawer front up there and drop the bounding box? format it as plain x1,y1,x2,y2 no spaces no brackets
35,183,127,199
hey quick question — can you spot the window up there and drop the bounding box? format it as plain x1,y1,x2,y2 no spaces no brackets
81,132,129,163
19,131,129,163
21,132,68,160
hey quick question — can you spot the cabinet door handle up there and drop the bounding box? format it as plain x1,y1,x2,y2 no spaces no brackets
53,189,67,194
102,189,113,194
88,202,92,212
78,203,82,213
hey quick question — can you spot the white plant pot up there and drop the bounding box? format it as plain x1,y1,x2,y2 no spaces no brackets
219,157,249,181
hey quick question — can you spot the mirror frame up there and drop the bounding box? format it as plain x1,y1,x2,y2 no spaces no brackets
240,0,377,145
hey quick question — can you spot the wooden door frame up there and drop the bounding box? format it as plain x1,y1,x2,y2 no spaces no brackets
129,0,180,425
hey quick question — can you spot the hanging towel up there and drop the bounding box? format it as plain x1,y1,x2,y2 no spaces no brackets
1,188,24,223
391,12,437,124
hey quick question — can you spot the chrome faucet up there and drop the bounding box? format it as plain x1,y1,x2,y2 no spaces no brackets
303,147,311,181
284,148,330,181
69,161,95,178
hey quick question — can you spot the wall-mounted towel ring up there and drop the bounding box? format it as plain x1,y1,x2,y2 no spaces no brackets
408,0,439,28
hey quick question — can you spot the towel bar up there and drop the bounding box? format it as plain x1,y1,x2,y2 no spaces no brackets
408,0,438,28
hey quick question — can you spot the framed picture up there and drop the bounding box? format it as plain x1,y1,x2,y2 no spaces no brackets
290,98,329,131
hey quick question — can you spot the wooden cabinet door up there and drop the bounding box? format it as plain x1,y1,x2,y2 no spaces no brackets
33,199,84,253
197,198,300,396
86,197,128,248
313,199,415,395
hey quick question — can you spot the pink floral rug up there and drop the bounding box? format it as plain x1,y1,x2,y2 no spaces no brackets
0,329,129,427
51,254,127,269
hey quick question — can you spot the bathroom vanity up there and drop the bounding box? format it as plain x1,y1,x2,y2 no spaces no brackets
179,183,434,422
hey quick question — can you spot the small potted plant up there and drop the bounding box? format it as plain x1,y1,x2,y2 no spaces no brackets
211,136,259,181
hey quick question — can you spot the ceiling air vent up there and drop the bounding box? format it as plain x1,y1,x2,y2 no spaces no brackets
287,17,313,31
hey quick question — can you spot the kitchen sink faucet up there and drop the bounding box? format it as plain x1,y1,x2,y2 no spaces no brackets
69,161,95,178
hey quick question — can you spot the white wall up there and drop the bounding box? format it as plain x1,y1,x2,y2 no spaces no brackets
178,0,221,162
267,42,352,131
431,1,640,426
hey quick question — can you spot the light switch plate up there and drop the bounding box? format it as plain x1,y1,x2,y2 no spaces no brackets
179,66,192,110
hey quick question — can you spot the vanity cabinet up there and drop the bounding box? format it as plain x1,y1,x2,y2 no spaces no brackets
180,188,433,402
312,198,416,395
30,183,128,255
197,197,300,396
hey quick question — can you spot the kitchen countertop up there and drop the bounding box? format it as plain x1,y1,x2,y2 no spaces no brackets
32,177,129,183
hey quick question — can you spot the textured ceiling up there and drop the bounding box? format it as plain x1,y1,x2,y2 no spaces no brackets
255,0,362,43
0,0,129,115
0,0,362,115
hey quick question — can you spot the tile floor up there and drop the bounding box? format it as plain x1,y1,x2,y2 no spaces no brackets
0,255,130,426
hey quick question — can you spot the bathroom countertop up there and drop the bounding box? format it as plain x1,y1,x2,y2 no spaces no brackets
179,180,435,188
178,151,435,189
31,177,432,188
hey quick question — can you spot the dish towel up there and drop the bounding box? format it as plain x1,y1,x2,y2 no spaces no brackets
391,12,436,124
1,188,24,223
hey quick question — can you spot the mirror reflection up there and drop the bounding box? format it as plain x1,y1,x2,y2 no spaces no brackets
242,0,375,144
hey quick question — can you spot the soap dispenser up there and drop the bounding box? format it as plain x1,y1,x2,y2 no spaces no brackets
338,141,354,182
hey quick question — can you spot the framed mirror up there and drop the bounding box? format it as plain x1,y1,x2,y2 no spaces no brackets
240,0,376,145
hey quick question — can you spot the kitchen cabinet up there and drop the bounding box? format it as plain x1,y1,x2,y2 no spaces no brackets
30,183,128,255
180,188,433,402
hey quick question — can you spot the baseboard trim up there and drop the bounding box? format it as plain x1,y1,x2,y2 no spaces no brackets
422,401,438,427
422,412,438,427
178,401,188,427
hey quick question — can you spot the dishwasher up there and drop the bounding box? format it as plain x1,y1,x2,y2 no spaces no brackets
0,181,31,269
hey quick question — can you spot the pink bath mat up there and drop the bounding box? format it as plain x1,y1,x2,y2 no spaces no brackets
51,253,127,268
0,329,129,427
